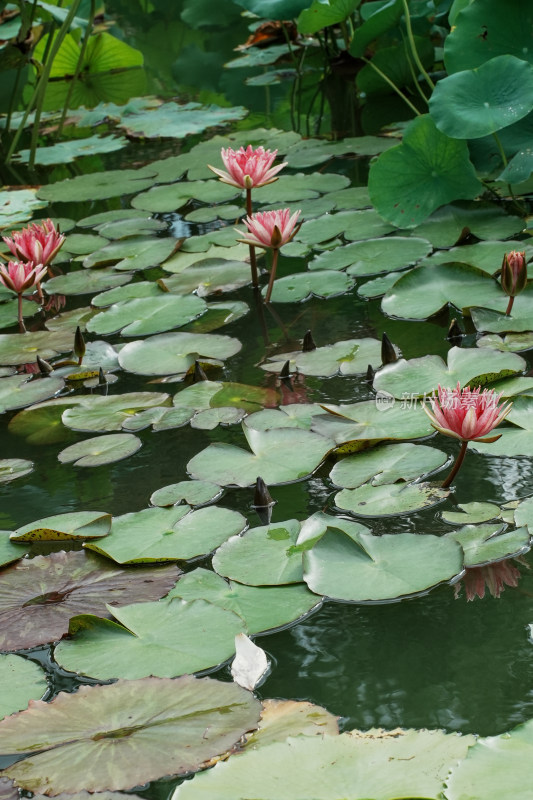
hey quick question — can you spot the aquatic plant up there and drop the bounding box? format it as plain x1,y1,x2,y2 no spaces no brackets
0,260,47,332
500,250,527,316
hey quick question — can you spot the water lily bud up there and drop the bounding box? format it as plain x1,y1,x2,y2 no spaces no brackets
98,367,107,385
280,360,291,379
501,250,527,297
74,326,85,362
365,364,375,384
36,355,53,375
253,476,274,507
193,360,208,382
302,330,316,352
381,332,397,365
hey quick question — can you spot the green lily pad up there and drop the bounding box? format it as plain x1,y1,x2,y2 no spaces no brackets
0,297,39,329
118,101,247,138
188,426,331,487
442,502,504,525
213,519,304,586
304,526,462,602
163,260,252,295
8,398,83,445
173,726,474,800
118,332,242,376
77,209,153,227
150,480,222,508
470,396,533,457
36,168,158,203
261,337,382,377
477,332,533,351
185,204,243,223
58,433,142,467
330,442,448,488
310,236,431,275
11,510,111,542
91,280,166,308
0,458,33,483
183,301,249,333
243,698,338,748
445,718,533,800
0,374,65,412
447,523,531,567
264,270,354,302
285,136,394,168
255,172,349,204
180,225,246,253
168,567,321,634
373,346,525,399
0,655,47,719
87,294,207,336
335,481,449,517
369,115,482,228
0,676,261,794
357,271,404,299
0,531,26,569
245,404,326,433
132,180,239,213
44,268,132,296
411,203,526,248
0,189,48,228
86,505,246,564
97,216,167,239
472,297,533,334
0,330,74,366
420,240,533,276
190,407,246,430
311,400,433,445
61,393,169,434
0,550,180,651
297,209,394,246
163,243,251,274
15,135,127,166
62,233,110,256
54,598,246,680
83,236,177,272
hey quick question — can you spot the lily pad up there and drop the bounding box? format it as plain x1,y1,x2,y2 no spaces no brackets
262,270,354,302
310,237,431,276
447,523,531,567
243,698,338,748
311,400,433,445
335,481,449,517
11,510,111,542
472,297,533,334
132,180,239,213
150,480,223,508
477,333,533,352
0,532,26,569
86,505,247,564
297,209,394,246
54,598,246,680
163,243,250,274
261,337,382,377
8,398,84,445
0,458,33,483
411,203,526,248
83,236,177,272
0,676,261,794
0,374,65,412
87,294,207,336
470,396,533,457
118,101,247,138
0,654,47,719
0,550,180,651
57,433,142,467
330,442,448,488
188,426,331,487
442,502,504,525
256,172,349,204
36,168,158,203
304,527,462,602
168,567,321,634
118,332,242,376
0,331,74,366
44,269,132,296
60,393,169,433
98,216,167,239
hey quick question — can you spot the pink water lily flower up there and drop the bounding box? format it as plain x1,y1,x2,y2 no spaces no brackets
423,383,512,443
0,260,48,294
238,208,301,250
3,218,65,266
208,145,287,189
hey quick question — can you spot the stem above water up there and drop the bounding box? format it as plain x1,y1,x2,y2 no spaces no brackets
442,440,468,489
264,248,279,304
246,188,259,288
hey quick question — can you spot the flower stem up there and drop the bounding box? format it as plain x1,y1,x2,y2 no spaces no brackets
246,188,259,288
505,295,514,316
264,248,279,304
17,292,26,333
442,440,468,489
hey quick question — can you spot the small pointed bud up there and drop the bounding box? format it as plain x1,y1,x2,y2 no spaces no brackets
302,330,316,352
501,250,527,297
98,367,107,385
253,476,274,508
243,174,254,190
381,332,397,365
365,364,375,384
280,360,291,379
193,360,208,383
447,318,464,345
36,354,53,375
156,279,169,292
270,224,283,249
74,326,85,363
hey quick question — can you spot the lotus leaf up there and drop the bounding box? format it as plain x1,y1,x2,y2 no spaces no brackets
411,203,525,248
83,236,177,272
117,332,242,376
57,433,142,467
0,374,65,412
311,400,433,444
0,458,33,483
44,269,132,296
470,396,533,457
309,236,431,275
261,337,382,377
447,523,531,567
297,209,393,246
87,295,206,336
330,442,448,488
36,168,158,203
335,481,449,517
264,270,354,302
11,510,111,541
0,654,47,719
0,330,74,365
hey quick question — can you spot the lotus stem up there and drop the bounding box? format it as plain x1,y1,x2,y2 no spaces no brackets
246,188,259,288
506,296,514,316
17,293,26,333
442,440,468,489
264,248,280,304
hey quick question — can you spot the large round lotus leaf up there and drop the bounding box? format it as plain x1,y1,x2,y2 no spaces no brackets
445,718,533,800
54,598,246,680
373,346,525,399
298,0,359,34
173,726,473,800
0,458,33,483
418,239,533,276
444,0,533,74
497,146,533,183
150,480,222,508
330,442,448,488
261,338,382,378
83,236,177,272
0,676,261,794
441,502,503,526
87,295,207,336
245,404,325,432
470,396,533,457
297,209,394,246
36,167,158,202
98,216,167,239
349,0,403,58
168,567,321,633
62,233,109,255
212,519,303,585
256,173,349,204
0,654,47,719
411,203,526,248
311,400,433,445
8,398,83,445
0,550,180,651
117,101,247,138
0,330,73,365
447,523,531,568
310,236,430,275
131,180,239,213
381,262,508,320
430,56,533,139
44,268,132,296
86,505,246,564
188,427,331,487
0,374,65,412
304,528,462,602
58,433,142,467
264,270,354,302
61,392,170,433
335,481,449,517
118,332,242,376
163,243,251,274
368,115,482,228
11,510,111,542
0,531,26,568
0,188,48,227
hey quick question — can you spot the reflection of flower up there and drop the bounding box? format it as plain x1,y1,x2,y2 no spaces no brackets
3,219,65,266
455,559,523,601
424,383,512,442
238,209,301,250
208,145,286,189
0,260,47,294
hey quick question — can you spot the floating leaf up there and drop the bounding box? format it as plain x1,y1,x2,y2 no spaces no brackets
261,338,382,377
442,502,503,525
11,511,111,542
0,676,261,794
297,209,393,246
0,374,65,412
83,236,177,272
329,442,447,488
470,396,533,457
335,481,449,517
447,523,531,568
310,237,431,276
0,330,73,365
0,189,48,228
311,400,433,444
117,101,247,138
118,332,242,376
150,481,222,508
15,135,127,165
57,433,142,467
411,203,525,248
0,458,33,483
36,168,158,203
0,550,180,651
243,698,338,749
263,270,354,302
0,532,26,568
44,268,132,296
0,654,47,719
87,294,207,336
8,398,83,445
61,393,170,434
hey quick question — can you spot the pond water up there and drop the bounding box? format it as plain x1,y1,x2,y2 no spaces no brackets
1,1,533,797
